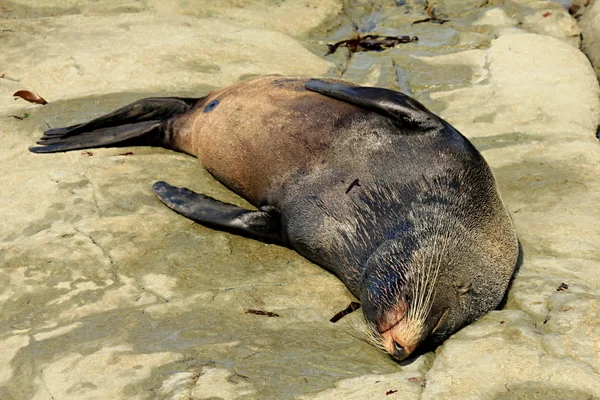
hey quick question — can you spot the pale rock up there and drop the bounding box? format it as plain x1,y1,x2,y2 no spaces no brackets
2,1,600,399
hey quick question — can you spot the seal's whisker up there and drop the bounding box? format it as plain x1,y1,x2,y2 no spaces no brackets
421,224,448,322
342,314,387,352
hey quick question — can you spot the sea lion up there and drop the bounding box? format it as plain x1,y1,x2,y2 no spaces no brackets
30,76,519,361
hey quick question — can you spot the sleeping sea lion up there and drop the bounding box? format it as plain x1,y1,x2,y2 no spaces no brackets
30,76,519,361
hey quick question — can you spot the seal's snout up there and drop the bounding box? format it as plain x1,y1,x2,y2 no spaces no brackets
392,341,406,360
380,321,422,361
386,336,416,361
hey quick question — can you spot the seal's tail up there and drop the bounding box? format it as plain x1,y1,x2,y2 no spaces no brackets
29,97,200,153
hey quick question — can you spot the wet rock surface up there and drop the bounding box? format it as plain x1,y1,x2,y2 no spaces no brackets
1,0,600,399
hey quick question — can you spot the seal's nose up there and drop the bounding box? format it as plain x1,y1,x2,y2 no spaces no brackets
392,341,406,360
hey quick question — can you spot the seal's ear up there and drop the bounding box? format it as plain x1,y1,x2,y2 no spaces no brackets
305,80,444,133
152,181,288,246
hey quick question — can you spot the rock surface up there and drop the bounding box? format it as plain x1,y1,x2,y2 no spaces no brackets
1,0,600,399
581,0,600,78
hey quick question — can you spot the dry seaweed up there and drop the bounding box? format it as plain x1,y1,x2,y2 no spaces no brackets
327,35,418,55
246,309,280,317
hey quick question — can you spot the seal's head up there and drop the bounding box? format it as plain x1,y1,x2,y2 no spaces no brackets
359,231,512,361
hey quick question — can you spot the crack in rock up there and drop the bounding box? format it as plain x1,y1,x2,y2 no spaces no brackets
82,171,101,218
140,286,170,303
39,369,56,400
74,227,114,266
73,227,119,284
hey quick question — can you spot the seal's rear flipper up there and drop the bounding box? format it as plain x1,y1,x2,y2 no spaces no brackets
305,80,445,133
30,120,164,153
152,181,288,246
29,97,200,153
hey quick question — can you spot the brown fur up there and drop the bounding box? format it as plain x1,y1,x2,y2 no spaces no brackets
169,76,361,204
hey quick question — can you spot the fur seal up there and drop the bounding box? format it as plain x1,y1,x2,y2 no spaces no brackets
30,76,519,361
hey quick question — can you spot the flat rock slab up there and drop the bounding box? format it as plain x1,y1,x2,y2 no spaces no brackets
1,1,600,399
580,0,600,78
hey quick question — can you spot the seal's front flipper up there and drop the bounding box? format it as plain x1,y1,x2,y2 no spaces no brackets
30,97,200,153
305,80,445,133
152,181,288,246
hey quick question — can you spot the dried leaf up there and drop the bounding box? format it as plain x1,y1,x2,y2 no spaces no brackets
386,389,398,395
227,370,250,383
119,152,134,156
13,90,47,105
330,301,361,323
408,377,427,387
426,2,435,17
246,309,280,317
568,4,580,15
413,2,449,25
556,282,568,291
542,11,552,17
345,178,361,194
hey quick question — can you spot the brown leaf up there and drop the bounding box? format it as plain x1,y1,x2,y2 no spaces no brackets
568,4,580,15
557,283,568,291
408,377,427,387
246,309,280,317
13,90,48,105
426,2,435,17
119,152,134,156
386,389,398,395
330,301,361,323
345,178,361,194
